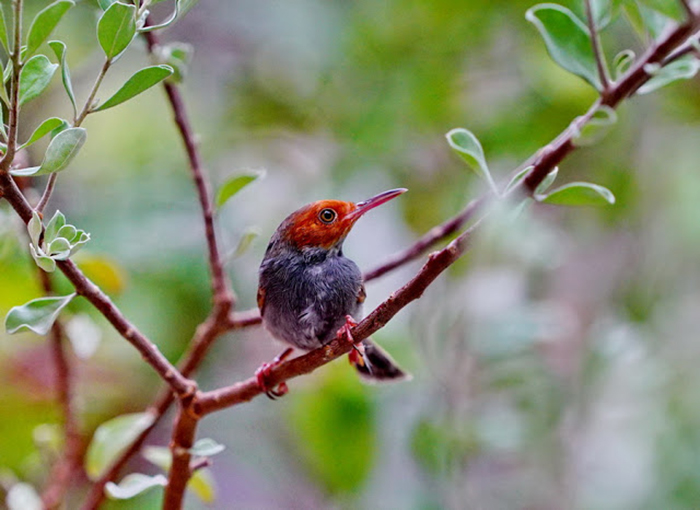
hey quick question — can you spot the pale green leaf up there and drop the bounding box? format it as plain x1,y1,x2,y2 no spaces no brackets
85,413,156,480
535,166,559,195
215,170,265,209
538,181,616,206
142,446,217,503
98,0,118,9
26,0,74,57
44,210,66,243
445,128,497,191
504,166,533,195
573,106,617,146
612,49,635,80
20,117,68,150
189,438,225,457
93,65,173,111
0,8,8,53
637,58,700,95
140,0,181,32
233,226,260,257
28,210,43,248
526,4,601,90
5,293,76,335
98,2,137,59
19,55,58,106
48,41,77,117
105,473,167,500
11,128,87,177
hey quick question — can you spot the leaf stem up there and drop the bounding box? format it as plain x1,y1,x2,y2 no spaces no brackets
0,0,24,173
74,58,111,127
36,173,58,213
584,0,611,93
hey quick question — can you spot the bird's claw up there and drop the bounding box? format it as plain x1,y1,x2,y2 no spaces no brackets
336,315,359,343
337,315,366,367
255,347,293,400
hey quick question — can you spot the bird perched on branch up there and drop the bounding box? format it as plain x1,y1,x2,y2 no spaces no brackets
257,188,410,397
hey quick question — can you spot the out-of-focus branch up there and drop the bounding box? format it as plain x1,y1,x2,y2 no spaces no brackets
37,271,83,510
584,0,610,95
0,172,196,397
0,0,24,173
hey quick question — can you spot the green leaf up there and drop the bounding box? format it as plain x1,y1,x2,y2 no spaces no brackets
48,41,77,117
98,0,118,9
142,446,217,503
215,170,265,209
26,0,74,57
19,55,58,106
28,210,43,248
233,226,260,258
538,181,616,206
157,42,193,84
189,438,225,457
637,58,700,95
48,237,71,259
445,128,497,192
526,4,601,90
20,117,68,149
93,65,173,112
573,106,617,146
97,1,137,60
535,166,559,195
11,128,87,177
85,412,156,480
504,166,533,195
105,473,167,500
44,210,66,244
140,0,181,32
5,293,76,335
0,8,9,53
612,49,635,80
29,245,57,272
637,0,683,21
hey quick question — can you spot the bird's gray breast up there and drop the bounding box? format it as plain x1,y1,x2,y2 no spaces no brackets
259,250,362,350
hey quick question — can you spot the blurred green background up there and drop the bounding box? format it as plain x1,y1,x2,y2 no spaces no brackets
3,0,700,508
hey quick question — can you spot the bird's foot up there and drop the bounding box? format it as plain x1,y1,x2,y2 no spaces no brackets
336,315,366,367
255,347,293,400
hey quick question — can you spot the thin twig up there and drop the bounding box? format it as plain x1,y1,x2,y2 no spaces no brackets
36,173,58,213
680,0,695,19
0,0,24,173
36,270,83,510
74,59,111,127
0,171,196,397
584,0,611,93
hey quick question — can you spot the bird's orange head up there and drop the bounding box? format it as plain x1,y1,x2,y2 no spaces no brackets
279,188,407,250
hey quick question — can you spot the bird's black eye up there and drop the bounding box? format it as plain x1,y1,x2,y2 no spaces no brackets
318,208,337,224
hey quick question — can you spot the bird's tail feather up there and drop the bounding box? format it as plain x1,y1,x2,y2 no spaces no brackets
351,339,411,383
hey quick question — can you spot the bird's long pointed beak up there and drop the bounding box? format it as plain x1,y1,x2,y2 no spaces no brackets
347,188,407,222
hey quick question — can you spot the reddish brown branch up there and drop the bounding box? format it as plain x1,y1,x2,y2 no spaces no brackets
163,399,198,509
37,270,83,509
143,27,234,312
0,171,195,397
584,0,610,95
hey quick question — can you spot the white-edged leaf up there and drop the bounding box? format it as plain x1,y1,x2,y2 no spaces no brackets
189,438,225,457
612,49,635,80
98,1,137,59
28,210,43,248
19,55,58,106
11,128,87,177
48,40,77,117
573,106,617,146
637,58,700,95
504,166,534,195
85,412,156,480
538,181,616,206
534,166,559,195
526,3,602,90
5,293,76,335
143,446,217,503
105,473,167,500
445,128,497,192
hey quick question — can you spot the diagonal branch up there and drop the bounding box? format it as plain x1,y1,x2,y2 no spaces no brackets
584,0,611,94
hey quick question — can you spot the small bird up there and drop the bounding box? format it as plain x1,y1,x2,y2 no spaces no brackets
257,188,410,397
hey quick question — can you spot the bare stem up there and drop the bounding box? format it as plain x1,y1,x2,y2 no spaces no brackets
584,0,610,93
74,59,112,127
36,173,58,213
0,0,25,173
162,400,198,509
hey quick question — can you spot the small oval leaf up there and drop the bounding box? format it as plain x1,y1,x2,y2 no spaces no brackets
85,412,156,480
233,226,260,258
215,170,265,209
25,127,86,176
105,473,167,500
504,166,534,195
445,128,497,191
538,181,616,206
525,4,601,90
98,1,137,59
25,0,74,57
573,106,617,146
19,55,58,106
535,166,559,195
637,58,700,95
93,65,173,112
189,438,225,457
613,49,635,80
20,117,68,150
5,293,76,335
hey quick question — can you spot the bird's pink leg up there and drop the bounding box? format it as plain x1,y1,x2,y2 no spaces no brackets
336,315,366,367
255,347,293,399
